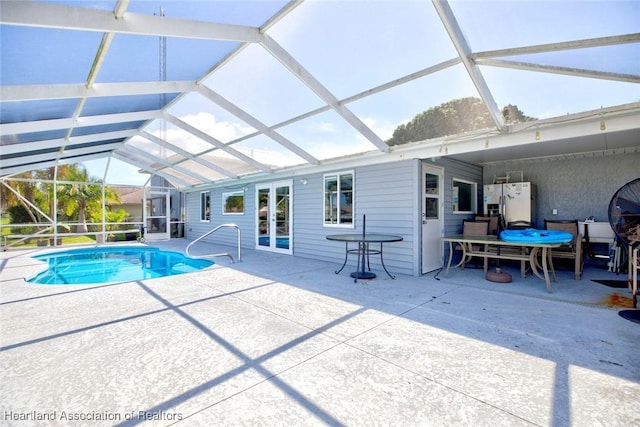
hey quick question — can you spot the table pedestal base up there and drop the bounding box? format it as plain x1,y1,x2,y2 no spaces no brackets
350,271,376,280
326,234,403,283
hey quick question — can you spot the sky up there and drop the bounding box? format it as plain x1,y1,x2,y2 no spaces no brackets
3,0,639,186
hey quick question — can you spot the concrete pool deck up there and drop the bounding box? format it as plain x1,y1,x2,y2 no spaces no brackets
1,239,639,426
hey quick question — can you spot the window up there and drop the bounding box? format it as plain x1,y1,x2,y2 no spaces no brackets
222,191,244,214
324,171,353,226
424,172,440,219
200,191,210,221
452,179,477,214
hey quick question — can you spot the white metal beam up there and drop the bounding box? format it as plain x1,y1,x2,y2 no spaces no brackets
0,152,112,177
1,142,122,168
163,113,271,173
1,81,197,102
66,0,132,141
225,57,462,147
139,131,238,179
111,152,192,187
198,85,319,164
473,33,640,59
86,1,130,87
1,129,135,156
432,0,506,132
0,1,262,42
122,144,212,183
475,58,640,84
260,35,390,152
0,111,160,135
342,58,461,106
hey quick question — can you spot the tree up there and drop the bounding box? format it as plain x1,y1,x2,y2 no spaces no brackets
56,165,120,233
1,171,43,224
386,97,536,146
35,165,69,222
502,104,535,125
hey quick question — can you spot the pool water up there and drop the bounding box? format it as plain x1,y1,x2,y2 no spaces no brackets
28,247,214,285
258,236,290,249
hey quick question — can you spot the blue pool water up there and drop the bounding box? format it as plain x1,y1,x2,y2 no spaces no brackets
29,246,214,285
258,236,290,249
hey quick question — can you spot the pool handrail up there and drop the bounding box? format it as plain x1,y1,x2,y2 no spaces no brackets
186,223,241,263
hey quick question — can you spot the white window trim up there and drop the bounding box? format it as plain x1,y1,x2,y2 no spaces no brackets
200,190,211,222
452,178,477,215
323,170,355,229
222,190,245,215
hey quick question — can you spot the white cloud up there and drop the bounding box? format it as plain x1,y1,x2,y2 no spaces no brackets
180,111,254,143
362,117,396,141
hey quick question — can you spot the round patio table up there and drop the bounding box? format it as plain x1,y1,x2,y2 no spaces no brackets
326,233,403,282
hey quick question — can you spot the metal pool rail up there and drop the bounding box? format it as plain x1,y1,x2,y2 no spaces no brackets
186,223,241,263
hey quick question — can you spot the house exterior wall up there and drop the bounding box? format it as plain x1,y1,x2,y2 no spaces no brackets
482,152,640,227
183,159,424,277
436,158,484,267
120,204,143,222
182,151,636,277
293,159,420,277
439,158,484,236
184,187,255,249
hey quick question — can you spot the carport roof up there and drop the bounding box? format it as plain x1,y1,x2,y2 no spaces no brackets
1,0,639,189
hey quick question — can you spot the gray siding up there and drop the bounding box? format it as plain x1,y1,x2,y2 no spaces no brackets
438,158,484,235
435,158,484,266
181,151,637,279
294,159,419,277
482,152,640,228
183,159,419,276
184,188,255,248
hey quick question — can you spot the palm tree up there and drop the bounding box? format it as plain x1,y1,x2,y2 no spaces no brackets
57,165,120,233
36,165,69,222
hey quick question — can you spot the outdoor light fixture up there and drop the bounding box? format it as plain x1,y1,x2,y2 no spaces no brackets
600,120,606,131
535,130,540,140
300,178,308,185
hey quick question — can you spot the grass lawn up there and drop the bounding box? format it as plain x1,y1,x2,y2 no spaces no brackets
2,233,96,249
1,217,136,249
1,217,9,237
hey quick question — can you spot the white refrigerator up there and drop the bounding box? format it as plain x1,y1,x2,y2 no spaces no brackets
483,182,535,226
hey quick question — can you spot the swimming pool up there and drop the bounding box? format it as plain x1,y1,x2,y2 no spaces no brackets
28,246,214,285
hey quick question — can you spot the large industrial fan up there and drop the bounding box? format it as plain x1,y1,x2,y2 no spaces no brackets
608,177,640,315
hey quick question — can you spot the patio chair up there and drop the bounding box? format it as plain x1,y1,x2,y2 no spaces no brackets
458,220,490,270
482,215,527,273
544,219,583,280
507,220,532,230
475,215,500,235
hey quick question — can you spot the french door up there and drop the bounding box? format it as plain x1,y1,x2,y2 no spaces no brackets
422,164,444,273
144,187,170,242
256,181,293,254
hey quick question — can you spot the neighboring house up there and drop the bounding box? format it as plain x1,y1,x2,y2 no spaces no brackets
109,187,144,222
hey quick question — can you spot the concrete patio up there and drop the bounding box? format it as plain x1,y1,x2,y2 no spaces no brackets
1,240,638,426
